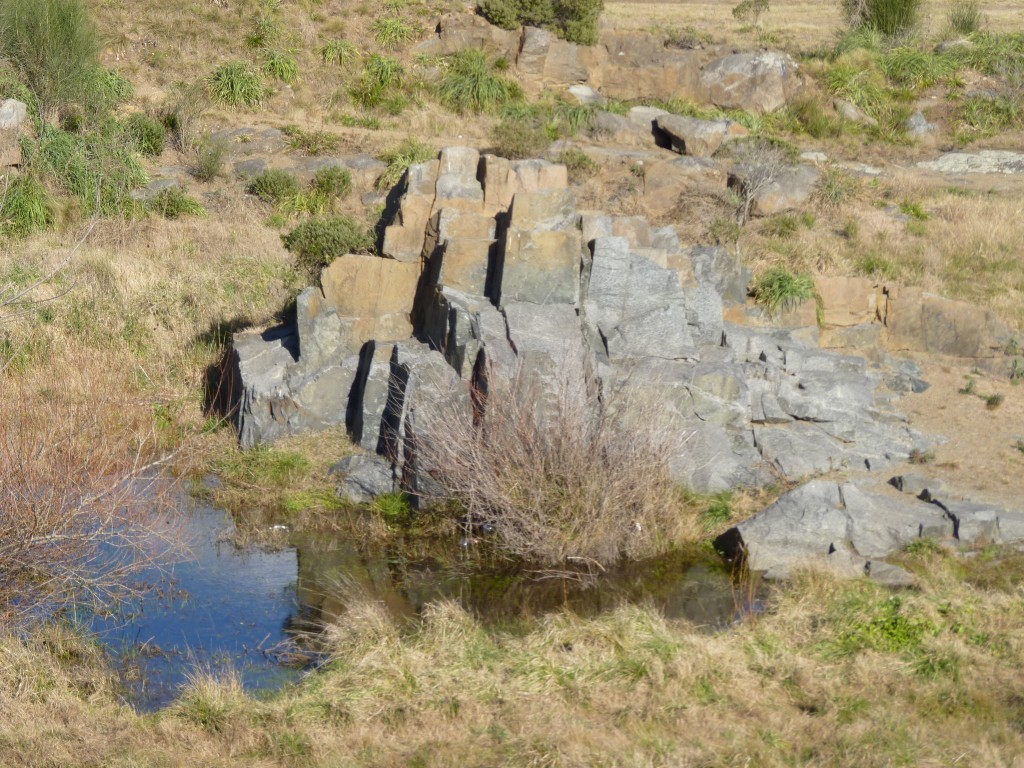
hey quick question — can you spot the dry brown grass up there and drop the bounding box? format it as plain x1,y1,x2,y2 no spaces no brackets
605,0,1024,51
2,553,1024,766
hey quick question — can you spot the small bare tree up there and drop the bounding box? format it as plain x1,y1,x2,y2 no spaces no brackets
729,139,790,225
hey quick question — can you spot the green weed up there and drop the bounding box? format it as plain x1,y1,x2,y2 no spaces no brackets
191,134,230,182
351,55,404,110
557,147,599,183
311,166,353,199
751,267,814,316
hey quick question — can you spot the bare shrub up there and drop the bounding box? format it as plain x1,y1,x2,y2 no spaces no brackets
417,361,693,567
728,139,791,224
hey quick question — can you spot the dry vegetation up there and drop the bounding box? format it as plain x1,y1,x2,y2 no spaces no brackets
2,552,1024,766
3,0,1024,764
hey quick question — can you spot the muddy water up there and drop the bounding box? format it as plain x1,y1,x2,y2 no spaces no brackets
92,500,742,711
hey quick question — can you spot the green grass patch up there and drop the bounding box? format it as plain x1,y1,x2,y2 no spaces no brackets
438,49,522,114
0,175,55,237
208,60,266,108
213,446,311,488
750,267,815,316
377,138,436,191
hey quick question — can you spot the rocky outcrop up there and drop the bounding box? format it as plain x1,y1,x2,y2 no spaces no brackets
233,147,936,505
717,473,1024,582
412,16,807,113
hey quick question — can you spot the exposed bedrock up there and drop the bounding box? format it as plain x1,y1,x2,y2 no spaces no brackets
231,145,1024,574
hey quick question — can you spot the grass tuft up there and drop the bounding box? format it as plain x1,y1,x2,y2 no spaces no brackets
208,60,266,108
376,138,436,191
438,49,522,114
751,267,815,316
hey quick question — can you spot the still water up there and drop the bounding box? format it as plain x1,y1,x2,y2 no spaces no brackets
90,499,741,712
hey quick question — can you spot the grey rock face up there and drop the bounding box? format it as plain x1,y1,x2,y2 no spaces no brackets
917,150,1024,175
718,480,951,579
331,454,395,503
655,114,732,157
0,99,29,130
229,145,1024,572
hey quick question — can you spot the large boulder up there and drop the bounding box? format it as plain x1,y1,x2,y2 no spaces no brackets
699,51,806,114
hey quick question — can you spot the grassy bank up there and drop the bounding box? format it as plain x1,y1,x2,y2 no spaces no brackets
2,547,1023,766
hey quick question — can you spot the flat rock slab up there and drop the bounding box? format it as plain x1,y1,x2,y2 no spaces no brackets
918,150,1024,175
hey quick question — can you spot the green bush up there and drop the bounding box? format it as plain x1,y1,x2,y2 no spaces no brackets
311,166,353,199
557,147,598,183
147,187,206,219
750,267,815,316
492,113,551,159
842,0,922,36
439,50,522,114
0,0,104,120
0,175,55,237
208,61,266,108
282,216,376,277
124,113,166,157
477,0,604,45
247,169,301,204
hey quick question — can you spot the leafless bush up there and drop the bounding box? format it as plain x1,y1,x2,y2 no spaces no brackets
728,139,791,224
0,387,177,622
417,361,694,567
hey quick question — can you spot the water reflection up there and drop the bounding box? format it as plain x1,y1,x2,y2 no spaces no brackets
94,499,741,712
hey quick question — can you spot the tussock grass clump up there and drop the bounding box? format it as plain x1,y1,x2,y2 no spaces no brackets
283,126,340,155
947,0,983,35
282,216,375,276
438,50,522,114
24,124,147,217
262,49,299,85
751,266,815,316
123,112,166,157
320,39,360,66
0,175,55,237
417,364,695,566
376,138,436,191
843,0,922,36
147,187,206,219
208,60,266,108
371,16,420,50
350,54,404,110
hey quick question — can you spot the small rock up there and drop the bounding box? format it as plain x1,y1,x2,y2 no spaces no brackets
905,111,938,137
330,454,396,504
0,99,28,131
833,98,878,127
567,84,605,106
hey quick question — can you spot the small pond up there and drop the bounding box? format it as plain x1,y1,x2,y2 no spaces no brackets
89,495,746,712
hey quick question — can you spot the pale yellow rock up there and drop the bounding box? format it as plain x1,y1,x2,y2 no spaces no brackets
815,276,879,328
319,254,420,342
